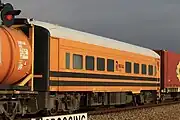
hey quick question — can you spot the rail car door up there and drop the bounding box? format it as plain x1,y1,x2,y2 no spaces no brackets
33,25,50,110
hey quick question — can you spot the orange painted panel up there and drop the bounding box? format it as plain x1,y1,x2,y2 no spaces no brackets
49,37,160,84
49,86,160,93
48,36,160,93
58,38,159,78
50,38,59,71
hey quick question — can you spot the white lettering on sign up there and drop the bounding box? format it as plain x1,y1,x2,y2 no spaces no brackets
20,47,28,59
18,41,26,46
17,60,23,71
31,113,87,120
17,63,23,71
18,40,28,60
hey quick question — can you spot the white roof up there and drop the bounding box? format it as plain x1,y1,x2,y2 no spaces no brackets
28,19,160,58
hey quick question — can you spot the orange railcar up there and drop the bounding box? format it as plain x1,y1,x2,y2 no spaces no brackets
29,20,160,94
49,37,160,93
26,20,161,113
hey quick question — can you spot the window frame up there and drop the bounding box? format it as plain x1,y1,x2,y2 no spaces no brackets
134,63,139,74
125,61,132,73
141,64,147,75
107,59,114,72
97,57,105,71
73,54,83,69
148,65,153,76
85,55,95,70
65,52,70,69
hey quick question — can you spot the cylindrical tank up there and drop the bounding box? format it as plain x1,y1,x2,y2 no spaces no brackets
0,26,32,85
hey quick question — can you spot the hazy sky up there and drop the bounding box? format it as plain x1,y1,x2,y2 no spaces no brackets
3,0,180,53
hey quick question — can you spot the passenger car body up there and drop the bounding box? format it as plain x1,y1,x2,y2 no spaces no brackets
30,20,160,94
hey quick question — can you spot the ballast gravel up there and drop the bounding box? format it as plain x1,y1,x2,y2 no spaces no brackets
88,103,180,120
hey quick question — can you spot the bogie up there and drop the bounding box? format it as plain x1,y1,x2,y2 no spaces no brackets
39,90,159,116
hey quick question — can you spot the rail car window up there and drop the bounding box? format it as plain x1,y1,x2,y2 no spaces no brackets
73,54,83,69
97,57,105,71
141,64,147,74
86,56,94,70
66,53,70,69
107,59,114,72
134,63,139,74
125,62,131,73
148,65,153,75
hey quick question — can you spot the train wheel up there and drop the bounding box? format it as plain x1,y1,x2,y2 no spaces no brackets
65,93,81,113
49,99,59,116
132,94,139,106
0,101,19,120
132,93,144,106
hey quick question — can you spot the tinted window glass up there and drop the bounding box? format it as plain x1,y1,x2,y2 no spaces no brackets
86,56,94,70
73,54,83,69
148,65,153,75
107,59,114,72
134,63,139,74
97,57,105,71
142,64,147,74
65,53,70,69
125,62,131,73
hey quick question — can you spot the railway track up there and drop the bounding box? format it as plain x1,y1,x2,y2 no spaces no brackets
88,100,180,116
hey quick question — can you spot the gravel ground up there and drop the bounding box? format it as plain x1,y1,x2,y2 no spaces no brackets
88,103,180,120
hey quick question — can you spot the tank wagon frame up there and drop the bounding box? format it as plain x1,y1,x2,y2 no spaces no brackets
0,23,38,120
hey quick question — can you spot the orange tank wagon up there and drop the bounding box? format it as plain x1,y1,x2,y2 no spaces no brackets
0,27,32,85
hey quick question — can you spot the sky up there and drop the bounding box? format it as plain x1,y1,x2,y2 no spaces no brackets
3,0,180,53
